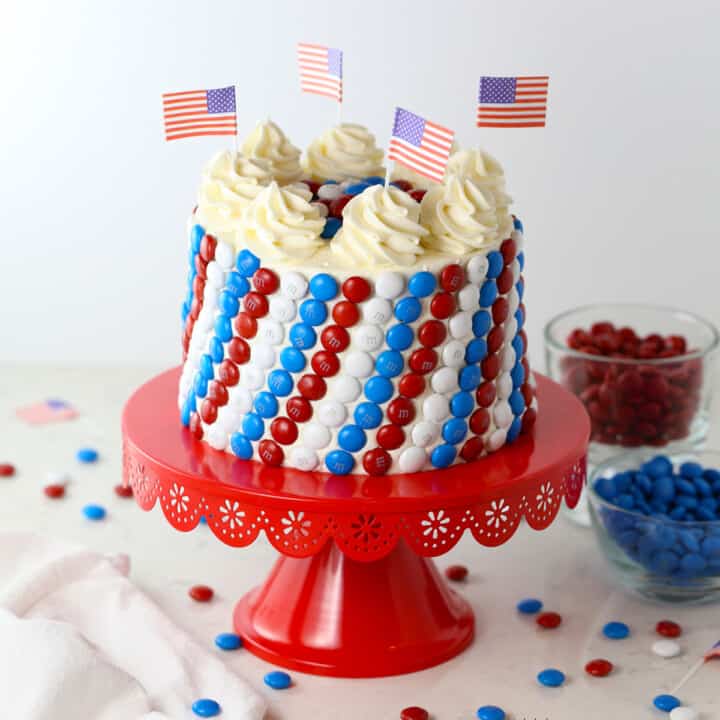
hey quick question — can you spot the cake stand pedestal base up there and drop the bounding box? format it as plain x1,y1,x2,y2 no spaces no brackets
234,540,474,678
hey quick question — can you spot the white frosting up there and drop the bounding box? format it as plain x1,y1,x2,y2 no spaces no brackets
304,124,384,181
331,186,428,267
240,182,325,261
241,120,303,185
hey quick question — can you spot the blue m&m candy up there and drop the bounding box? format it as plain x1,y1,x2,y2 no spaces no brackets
376,350,404,378
325,450,355,475
507,417,522,443
537,668,565,687
517,598,543,614
230,433,253,460
200,354,214,380
338,425,367,452
215,632,243,651
364,176,385,186
345,181,370,195
472,310,492,337
309,273,339,301
192,698,221,717
82,504,106,521
442,419,468,445
290,322,317,349
509,390,526,416
268,369,293,396
479,280,498,307
513,216,523,232
603,621,630,639
466,338,488,363
209,337,224,363
218,290,239,317
450,391,474,418
190,224,204,252
236,248,260,276
477,706,506,720
242,413,264,440
299,299,328,326
486,251,504,278
386,324,414,351
355,402,383,429
459,365,481,391
214,314,233,342
365,376,394,403
77,447,99,463
225,271,250,297
431,444,456,468
653,694,681,712
395,296,422,322
254,391,279,418
264,671,292,690
280,347,306,373
408,271,437,297
194,373,208,398
321,217,342,239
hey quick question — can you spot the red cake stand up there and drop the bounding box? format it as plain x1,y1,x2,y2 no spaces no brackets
122,368,589,678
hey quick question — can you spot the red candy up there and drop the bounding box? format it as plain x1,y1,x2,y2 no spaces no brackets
199,233,217,262
44,484,65,499
460,436,484,461
400,708,428,720
496,267,514,294
476,382,496,407
286,396,313,423
388,397,415,426
418,320,447,348
188,584,214,602
329,194,353,218
332,301,360,327
391,179,413,191
363,448,393,475
321,325,350,352
500,237,517,264
342,276,372,303
409,190,426,202
298,374,327,400
114,484,134,498
217,360,240,387
469,409,490,435
271,417,299,445
200,399,218,424
243,292,269,318
189,413,203,440
536,611,562,629
253,268,279,295
440,264,465,292
311,351,340,377
228,337,251,364
430,292,455,319
192,275,206,298
409,348,438,375
234,312,257,339
207,381,229,407
487,326,504,354
399,373,425,399
0,463,16,477
492,297,509,325
377,424,405,450
304,180,321,196
656,620,682,638
258,439,284,466
445,564,468,582
522,407,537,433
585,659,613,677
193,255,207,279
481,354,500,380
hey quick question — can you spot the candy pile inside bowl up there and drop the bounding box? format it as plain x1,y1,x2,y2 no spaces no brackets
588,450,720,603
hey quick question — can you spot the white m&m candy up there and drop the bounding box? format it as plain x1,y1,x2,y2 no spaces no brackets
467,255,489,285
487,428,507,451
442,340,466,368
270,296,296,323
412,421,440,447
449,311,472,339
497,372,513,400
289,447,319,472
354,324,384,352
375,271,405,299
241,364,264,391
257,319,284,345
423,394,450,423
332,376,361,403
206,261,225,289
399,447,427,473
206,426,228,451
431,367,458,394
229,387,253,413
251,344,276,370
493,401,513,429
214,241,235,270
652,640,682,659
501,345,516,372
303,423,331,450
344,351,374,378
363,297,393,326
458,284,479,311
281,271,308,300
317,400,347,428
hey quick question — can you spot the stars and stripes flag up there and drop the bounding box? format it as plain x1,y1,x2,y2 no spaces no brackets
476,75,549,128
162,86,237,142
387,107,454,183
16,399,78,425
705,640,720,661
297,43,343,102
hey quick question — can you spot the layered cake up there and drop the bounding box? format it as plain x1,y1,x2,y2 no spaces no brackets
178,120,536,475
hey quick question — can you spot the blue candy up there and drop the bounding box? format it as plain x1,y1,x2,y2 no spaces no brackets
82,504,106,521
192,699,221,717
517,251,525,271
181,400,193,427
280,347,306,373
218,290,239,317
215,632,243,651
486,251,504,278
431,444,456,468
643,455,673,477
254,391,279,418
242,413,264,440
325,450,354,475
680,553,707,573
190,224,204,252
465,338,488,363
200,354,214,381
230,433,253,460
264,671,292,690
363,176,385,185
236,249,260,276
299,299,328,326
290,322,317,349
309,273,338,301
408,271,437,297
676,495,698,509
509,390,526,416
515,307,525,329
355,402,383,429
321,217,341,239
338,425,367,452
694,477,713,497
675,478,697,496
194,373,208,398
477,706,506,720
181,303,190,324
365,376,394,403
602,621,630,639
702,536,720,557
537,668,565,687
214,314,233,342
507,417,522,443
268,369,293,396
655,475,676,502
450,391,474,418
653,694,681,712
209,337,224,363
516,598,543,614
703,468,720,483
442,418,468,445
616,494,635,510
510,362,525,389
225,271,250,297
345,182,370,195
680,461,703,478
376,350,404,377
479,280,497,307
459,365,481,391
472,310,492,337
386,324,414,351
594,476,618,502
77,448,99,463
513,216,523,232
650,550,679,574
394,296,422,323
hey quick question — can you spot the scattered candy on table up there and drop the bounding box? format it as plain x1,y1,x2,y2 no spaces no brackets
537,668,565,687
214,632,242,651
536,611,562,629
584,658,613,677
657,620,683,638
603,621,630,640
82,503,106,521
264,670,292,690
76,447,99,463
0,463,16,477
516,597,543,614
114,483,134,498
653,640,682,659
44,484,66,499
46,470,70,485
191,698,221,717
669,707,699,720
445,564,468,582
400,707,429,720
653,694,682,712
189,584,214,602
476,705,506,720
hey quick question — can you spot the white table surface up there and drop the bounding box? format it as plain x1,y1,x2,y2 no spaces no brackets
1,365,719,720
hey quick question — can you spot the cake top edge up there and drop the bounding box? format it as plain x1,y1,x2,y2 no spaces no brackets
195,119,515,271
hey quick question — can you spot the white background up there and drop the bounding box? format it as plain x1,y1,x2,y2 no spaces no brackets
2,0,719,367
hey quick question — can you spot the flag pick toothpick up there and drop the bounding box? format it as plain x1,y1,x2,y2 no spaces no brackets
476,75,549,128
297,43,343,124
670,640,720,695
162,86,238,148
386,107,455,186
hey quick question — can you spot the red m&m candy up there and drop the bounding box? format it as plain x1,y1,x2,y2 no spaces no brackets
388,397,415,426
329,194,353,218
44,484,65,499
217,360,240,387
189,413,203,440
400,707,429,720
470,409,490,435
234,312,258,339
271,418,299,445
399,373,425,398
286,396,312,423
243,292,269,318
445,564,468,582
585,658,613,677
0,463,16,477
440,264,465,292
332,301,360,327
253,268,279,295
492,297,509,325
410,348,438,375
500,237,517,264
199,233,217,262
228,337,251,364
200,399,218,424
481,354,500,380
189,584,214,602
258,439,284,466
418,320,447,348
430,292,455,319
497,267,514,294
298,374,327,400
311,351,340,377
476,382,496,407
342,276,371,303
207,381,229,407
321,325,350,352
114,484,134,498
363,448,392,475
487,326,504,354
536,611,562,629
377,425,405,450
460,436,484,461
656,620,682,638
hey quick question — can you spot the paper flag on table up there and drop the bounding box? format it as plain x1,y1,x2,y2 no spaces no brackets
297,43,343,102
16,400,78,425
477,75,549,128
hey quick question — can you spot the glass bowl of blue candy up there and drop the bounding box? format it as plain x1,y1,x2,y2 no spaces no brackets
589,450,720,603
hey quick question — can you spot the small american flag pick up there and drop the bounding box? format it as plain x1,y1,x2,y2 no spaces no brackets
162,86,237,142
16,399,78,425
477,76,549,128
297,43,343,102
705,640,720,661
387,107,455,183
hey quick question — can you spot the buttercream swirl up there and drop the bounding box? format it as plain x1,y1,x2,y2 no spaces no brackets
241,120,303,184
196,150,272,233
331,186,428,267
445,148,512,208
304,123,385,181
240,182,325,261
420,174,502,254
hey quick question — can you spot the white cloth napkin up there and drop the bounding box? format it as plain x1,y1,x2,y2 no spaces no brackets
0,532,266,720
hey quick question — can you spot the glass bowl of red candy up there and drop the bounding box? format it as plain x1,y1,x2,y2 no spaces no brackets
545,304,718,467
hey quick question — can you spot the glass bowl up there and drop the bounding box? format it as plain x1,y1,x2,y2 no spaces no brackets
588,449,720,603
545,304,718,469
